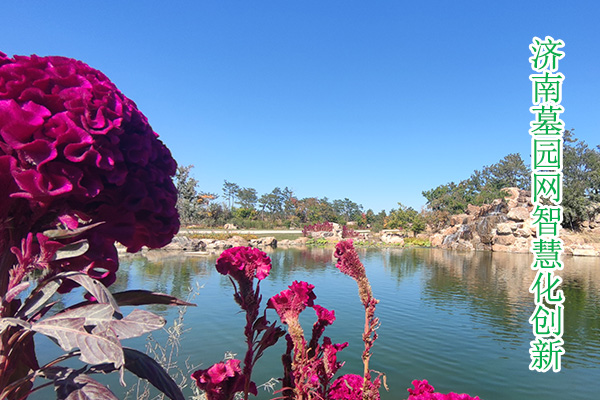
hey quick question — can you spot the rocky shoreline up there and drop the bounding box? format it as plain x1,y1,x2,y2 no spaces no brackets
426,188,600,257
120,188,600,258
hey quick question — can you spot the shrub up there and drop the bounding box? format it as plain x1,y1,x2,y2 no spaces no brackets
302,222,334,237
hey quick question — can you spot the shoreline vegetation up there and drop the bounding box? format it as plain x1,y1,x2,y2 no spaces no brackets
174,133,600,258
129,186,600,257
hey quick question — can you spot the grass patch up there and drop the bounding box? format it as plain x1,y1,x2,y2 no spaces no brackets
257,232,302,241
403,237,431,247
306,238,331,247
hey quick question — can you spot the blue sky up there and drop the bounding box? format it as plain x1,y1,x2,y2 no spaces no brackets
2,1,598,212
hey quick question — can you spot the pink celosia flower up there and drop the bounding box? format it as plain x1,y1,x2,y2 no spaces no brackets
319,337,348,379
408,379,435,396
216,246,272,281
191,359,256,400
308,305,336,354
313,304,335,325
267,280,316,324
0,52,179,292
333,240,382,398
334,239,367,281
406,380,480,400
329,374,366,400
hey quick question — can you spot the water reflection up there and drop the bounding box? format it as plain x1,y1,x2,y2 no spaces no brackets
114,254,214,314
410,249,600,365
99,248,600,400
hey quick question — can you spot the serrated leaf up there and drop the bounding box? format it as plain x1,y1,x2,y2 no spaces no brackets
52,240,90,261
43,366,119,400
32,318,124,368
123,347,185,400
43,221,105,240
112,290,195,307
100,309,165,340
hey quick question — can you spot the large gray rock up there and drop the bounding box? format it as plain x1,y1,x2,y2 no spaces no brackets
573,248,598,257
250,236,277,248
381,232,404,244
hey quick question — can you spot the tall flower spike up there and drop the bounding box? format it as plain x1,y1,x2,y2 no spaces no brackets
333,240,382,399
213,247,281,400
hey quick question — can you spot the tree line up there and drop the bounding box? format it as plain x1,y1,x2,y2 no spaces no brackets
175,130,599,232
421,130,600,230
174,170,389,230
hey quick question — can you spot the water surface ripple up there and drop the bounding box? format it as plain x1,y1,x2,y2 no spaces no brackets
32,247,600,399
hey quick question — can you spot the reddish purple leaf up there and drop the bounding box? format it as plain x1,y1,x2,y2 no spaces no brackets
123,347,185,400
112,290,195,307
96,309,165,340
65,273,122,317
43,221,105,240
16,279,62,319
4,281,30,303
32,317,124,368
49,303,114,325
43,366,119,400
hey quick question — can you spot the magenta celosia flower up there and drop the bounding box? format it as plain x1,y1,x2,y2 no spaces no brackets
408,379,435,396
308,305,336,353
216,246,272,281
191,359,256,400
0,52,179,292
406,380,480,400
313,304,335,325
320,337,348,379
267,280,316,324
329,374,366,400
334,240,367,281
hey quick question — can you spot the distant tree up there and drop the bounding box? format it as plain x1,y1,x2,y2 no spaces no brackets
237,187,258,209
385,203,425,236
423,153,531,214
223,180,240,210
174,165,201,225
483,153,531,191
332,198,364,223
562,130,600,228
294,197,337,224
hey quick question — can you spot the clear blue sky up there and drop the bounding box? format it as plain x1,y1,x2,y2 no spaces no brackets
2,1,598,212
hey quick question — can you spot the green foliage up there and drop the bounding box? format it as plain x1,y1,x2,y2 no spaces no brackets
332,198,364,224
305,238,330,246
222,180,240,210
403,237,431,247
233,207,256,219
385,203,426,236
562,130,600,228
174,165,202,225
237,187,258,209
423,153,531,214
294,197,339,224
258,187,295,220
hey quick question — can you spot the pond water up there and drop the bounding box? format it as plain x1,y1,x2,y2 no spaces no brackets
32,247,600,400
